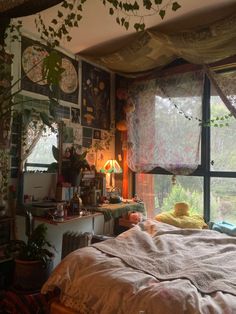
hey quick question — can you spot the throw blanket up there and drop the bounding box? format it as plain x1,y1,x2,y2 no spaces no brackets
93,220,236,296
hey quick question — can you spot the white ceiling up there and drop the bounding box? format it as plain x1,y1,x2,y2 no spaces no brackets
19,0,236,55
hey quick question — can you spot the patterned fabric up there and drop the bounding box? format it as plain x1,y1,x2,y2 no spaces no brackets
205,66,236,119
95,202,146,221
0,290,54,314
80,11,236,75
127,71,203,174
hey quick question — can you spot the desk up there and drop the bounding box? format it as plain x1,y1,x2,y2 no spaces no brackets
95,202,146,221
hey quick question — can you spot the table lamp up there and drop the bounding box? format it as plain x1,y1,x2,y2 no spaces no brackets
100,159,122,191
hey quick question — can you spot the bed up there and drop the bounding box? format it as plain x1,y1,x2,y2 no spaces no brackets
41,219,236,314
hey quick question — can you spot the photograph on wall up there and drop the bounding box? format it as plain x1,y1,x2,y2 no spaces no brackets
93,129,101,140
71,107,80,123
21,36,79,104
81,61,110,130
56,105,71,120
82,137,92,148
62,126,74,143
82,127,93,138
73,125,82,145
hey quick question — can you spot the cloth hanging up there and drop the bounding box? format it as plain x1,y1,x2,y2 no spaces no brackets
22,119,44,164
79,8,236,76
204,65,236,119
127,70,203,174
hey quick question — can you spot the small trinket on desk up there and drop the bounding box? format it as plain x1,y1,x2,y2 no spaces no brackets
70,192,82,215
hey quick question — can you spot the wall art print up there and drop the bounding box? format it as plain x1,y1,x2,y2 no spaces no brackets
21,36,79,104
81,61,110,130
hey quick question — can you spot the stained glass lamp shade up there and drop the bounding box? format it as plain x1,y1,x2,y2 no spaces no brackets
100,159,122,190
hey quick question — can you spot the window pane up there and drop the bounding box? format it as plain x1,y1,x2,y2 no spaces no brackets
210,177,236,224
26,126,58,171
210,74,236,171
136,174,203,218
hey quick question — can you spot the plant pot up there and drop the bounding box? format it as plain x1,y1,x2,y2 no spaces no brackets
13,258,54,292
69,170,82,186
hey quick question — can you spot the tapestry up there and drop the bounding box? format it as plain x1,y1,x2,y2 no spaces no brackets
81,61,110,130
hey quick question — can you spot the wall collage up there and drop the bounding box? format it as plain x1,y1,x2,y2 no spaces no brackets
10,35,115,177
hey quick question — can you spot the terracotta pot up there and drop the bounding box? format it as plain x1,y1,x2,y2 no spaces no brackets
14,258,53,292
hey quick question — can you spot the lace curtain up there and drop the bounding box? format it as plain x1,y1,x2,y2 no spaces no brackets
205,66,236,119
127,71,204,174
21,119,44,169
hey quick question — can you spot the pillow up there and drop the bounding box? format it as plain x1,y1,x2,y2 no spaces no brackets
155,211,208,229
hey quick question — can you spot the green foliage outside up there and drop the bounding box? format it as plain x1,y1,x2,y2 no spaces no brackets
161,184,203,215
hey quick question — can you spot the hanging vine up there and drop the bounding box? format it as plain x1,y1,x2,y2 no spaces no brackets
34,0,181,46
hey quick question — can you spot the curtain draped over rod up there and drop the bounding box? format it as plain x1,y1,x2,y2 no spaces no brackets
127,70,204,174
80,10,236,76
204,66,236,120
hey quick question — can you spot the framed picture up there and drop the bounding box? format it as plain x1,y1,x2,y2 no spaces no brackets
71,107,80,124
21,36,79,104
62,126,74,143
83,127,93,138
82,137,92,148
93,129,101,140
81,61,110,130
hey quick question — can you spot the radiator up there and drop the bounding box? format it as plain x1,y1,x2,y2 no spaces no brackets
61,231,93,260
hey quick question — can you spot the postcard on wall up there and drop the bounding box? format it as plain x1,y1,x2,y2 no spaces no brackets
71,107,80,124
73,125,82,145
81,61,110,130
62,125,74,143
82,137,92,148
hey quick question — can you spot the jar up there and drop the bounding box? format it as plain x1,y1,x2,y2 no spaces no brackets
70,192,82,215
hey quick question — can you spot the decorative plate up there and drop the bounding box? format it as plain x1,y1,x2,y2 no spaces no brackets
21,45,49,85
59,58,78,94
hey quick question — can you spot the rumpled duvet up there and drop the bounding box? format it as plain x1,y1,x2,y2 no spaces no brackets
41,219,236,314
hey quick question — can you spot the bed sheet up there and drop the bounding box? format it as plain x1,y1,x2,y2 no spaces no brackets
42,220,236,314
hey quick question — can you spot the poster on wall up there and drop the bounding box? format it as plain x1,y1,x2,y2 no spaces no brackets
81,61,110,130
21,36,79,104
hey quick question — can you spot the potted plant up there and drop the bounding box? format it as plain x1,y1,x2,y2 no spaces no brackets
5,222,55,291
48,144,91,186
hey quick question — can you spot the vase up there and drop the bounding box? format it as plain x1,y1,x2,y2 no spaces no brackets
70,170,82,187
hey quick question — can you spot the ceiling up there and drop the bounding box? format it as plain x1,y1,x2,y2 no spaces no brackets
18,0,236,55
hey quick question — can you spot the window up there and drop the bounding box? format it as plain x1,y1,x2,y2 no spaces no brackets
135,66,236,224
25,125,58,171
136,174,203,218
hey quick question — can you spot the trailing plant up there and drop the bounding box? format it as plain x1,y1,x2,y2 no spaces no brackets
34,0,181,46
103,0,181,31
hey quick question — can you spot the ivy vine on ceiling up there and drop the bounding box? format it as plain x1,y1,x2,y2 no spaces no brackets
35,0,181,46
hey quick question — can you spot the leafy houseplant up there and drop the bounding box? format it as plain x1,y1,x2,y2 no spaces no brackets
5,223,55,291
50,144,91,186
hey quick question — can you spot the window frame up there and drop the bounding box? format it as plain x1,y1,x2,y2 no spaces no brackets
134,66,236,223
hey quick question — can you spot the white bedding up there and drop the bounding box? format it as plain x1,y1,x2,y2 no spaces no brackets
41,219,236,314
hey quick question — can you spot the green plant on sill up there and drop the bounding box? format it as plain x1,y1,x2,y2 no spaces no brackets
48,144,90,185
5,223,55,266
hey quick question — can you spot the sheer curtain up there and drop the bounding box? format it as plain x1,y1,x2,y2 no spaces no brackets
127,70,204,175
205,66,236,119
21,119,44,170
